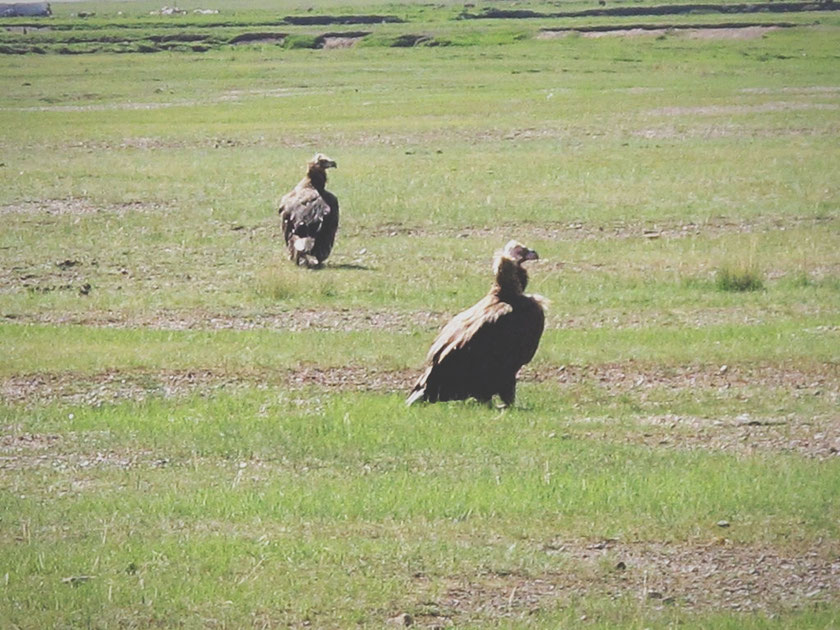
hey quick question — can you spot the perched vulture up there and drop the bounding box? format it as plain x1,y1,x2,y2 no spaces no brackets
407,240,547,407
278,153,339,267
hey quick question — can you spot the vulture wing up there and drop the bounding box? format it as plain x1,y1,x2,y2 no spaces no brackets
280,187,331,243
279,187,339,264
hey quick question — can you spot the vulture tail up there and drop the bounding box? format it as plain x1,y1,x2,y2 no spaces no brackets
406,387,425,406
406,369,431,406
292,236,315,253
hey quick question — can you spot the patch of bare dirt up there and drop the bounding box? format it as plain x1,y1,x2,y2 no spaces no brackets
741,86,840,95
648,101,840,117
316,31,370,49
548,305,836,331
526,360,839,406
0,198,169,216
582,27,668,38
360,214,835,242
625,412,840,460
1,362,837,459
8,101,209,113
468,3,840,20
3,359,836,401
410,540,839,625
5,302,837,335
631,122,840,139
686,25,781,39
3,308,446,333
287,365,413,392
0,431,166,473
0,432,61,452
319,36,362,49
527,362,840,459
0,369,270,408
525,361,839,394
541,25,784,40
2,362,836,409
0,366,415,408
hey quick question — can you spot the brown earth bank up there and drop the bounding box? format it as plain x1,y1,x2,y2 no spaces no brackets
538,23,792,39
464,2,840,20
409,540,839,625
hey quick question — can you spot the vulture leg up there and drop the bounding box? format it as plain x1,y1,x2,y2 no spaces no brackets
497,375,517,409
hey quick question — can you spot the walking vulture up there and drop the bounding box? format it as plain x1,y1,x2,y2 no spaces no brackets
407,240,547,407
278,153,339,267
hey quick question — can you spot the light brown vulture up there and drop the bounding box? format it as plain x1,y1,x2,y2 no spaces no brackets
407,240,547,407
278,153,339,267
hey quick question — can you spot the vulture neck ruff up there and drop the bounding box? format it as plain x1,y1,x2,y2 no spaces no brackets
492,255,528,300
305,164,329,192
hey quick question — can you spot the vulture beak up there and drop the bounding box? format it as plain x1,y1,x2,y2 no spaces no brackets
324,159,337,169
522,248,539,262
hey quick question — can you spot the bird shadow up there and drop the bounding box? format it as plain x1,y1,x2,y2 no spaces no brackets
318,263,375,271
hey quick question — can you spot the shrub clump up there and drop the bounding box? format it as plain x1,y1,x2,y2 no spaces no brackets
715,264,764,292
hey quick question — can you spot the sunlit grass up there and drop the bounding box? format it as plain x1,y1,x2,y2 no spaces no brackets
1,8,839,628
2,389,838,627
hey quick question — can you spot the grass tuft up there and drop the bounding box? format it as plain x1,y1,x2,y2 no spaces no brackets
256,261,338,301
715,262,764,293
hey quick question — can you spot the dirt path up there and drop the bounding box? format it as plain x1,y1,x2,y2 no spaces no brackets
3,362,837,459
1,308,446,333
361,213,836,241
4,361,835,406
6,304,835,334
412,539,839,625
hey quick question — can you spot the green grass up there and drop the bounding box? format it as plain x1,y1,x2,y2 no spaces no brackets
4,392,837,537
2,391,839,627
1,317,837,376
1,3,839,627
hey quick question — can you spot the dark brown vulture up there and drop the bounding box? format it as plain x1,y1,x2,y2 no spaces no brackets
278,153,339,267
407,240,547,407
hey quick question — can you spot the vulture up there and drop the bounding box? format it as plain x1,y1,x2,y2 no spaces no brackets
407,240,547,408
278,153,339,267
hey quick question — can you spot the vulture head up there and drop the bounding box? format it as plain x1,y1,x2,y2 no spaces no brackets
494,240,539,295
308,153,337,172
502,240,539,264
304,153,337,190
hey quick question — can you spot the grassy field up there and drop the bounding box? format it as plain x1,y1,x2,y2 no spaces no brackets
1,0,839,627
